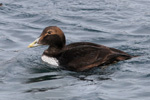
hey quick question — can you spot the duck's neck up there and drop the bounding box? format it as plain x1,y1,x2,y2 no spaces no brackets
43,34,66,57
43,46,64,57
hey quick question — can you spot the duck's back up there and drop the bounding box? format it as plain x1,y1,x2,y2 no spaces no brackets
58,42,132,71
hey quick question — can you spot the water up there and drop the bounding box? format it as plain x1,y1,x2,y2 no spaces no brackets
0,0,150,100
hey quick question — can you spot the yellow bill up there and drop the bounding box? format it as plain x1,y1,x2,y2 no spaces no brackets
28,38,41,48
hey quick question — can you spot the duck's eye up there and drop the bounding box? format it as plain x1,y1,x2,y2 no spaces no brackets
47,31,51,35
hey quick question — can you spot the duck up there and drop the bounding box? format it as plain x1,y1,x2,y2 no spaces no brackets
28,26,134,71
0,3,2,6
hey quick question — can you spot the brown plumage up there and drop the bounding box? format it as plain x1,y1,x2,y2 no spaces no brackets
28,26,134,71
0,3,2,6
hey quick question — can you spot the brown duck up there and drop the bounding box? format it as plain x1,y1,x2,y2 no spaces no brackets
28,26,135,71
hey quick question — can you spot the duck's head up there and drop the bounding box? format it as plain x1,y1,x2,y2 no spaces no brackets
28,26,66,49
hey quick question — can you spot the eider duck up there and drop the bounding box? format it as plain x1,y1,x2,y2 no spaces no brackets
28,26,134,71
0,3,2,6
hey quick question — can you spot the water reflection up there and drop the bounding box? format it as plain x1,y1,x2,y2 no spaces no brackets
25,74,63,84
25,86,61,93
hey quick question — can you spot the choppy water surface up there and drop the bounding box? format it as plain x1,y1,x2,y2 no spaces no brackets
0,0,150,100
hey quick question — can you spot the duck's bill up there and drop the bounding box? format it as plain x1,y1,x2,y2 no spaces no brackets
28,38,41,48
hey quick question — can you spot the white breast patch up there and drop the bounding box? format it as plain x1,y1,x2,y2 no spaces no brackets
41,55,59,67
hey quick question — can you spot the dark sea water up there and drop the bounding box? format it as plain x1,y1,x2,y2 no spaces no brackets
0,0,150,100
